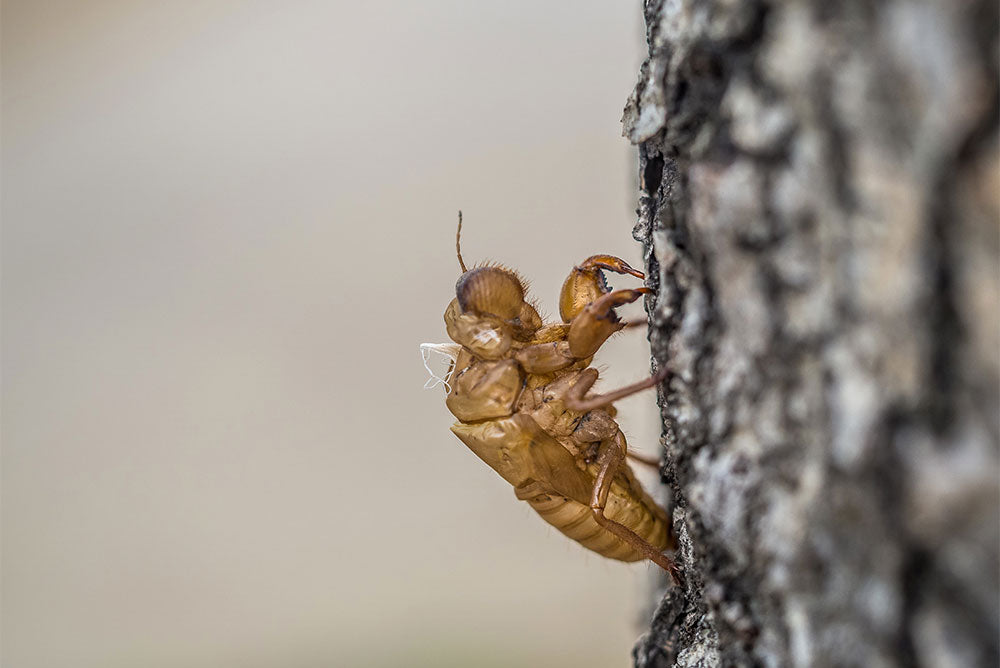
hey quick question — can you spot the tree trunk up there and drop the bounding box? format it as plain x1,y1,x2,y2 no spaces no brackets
623,1,999,666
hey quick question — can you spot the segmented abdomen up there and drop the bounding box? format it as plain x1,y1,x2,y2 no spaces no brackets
450,413,674,564
522,485,671,562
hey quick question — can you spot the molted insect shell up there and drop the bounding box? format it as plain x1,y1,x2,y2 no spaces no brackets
457,267,525,320
444,298,512,359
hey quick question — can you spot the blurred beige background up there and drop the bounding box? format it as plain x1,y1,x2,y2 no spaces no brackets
2,2,666,666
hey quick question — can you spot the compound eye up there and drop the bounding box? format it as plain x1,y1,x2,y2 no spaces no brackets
456,267,525,320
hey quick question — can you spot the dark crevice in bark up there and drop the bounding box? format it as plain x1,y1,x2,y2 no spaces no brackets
898,548,929,668
815,73,857,216
642,150,665,199
926,170,960,434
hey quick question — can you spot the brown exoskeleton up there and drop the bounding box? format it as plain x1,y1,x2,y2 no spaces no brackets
424,213,678,580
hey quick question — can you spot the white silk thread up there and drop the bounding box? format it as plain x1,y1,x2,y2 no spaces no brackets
420,342,461,394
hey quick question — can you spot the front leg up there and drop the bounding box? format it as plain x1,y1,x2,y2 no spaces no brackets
515,288,653,374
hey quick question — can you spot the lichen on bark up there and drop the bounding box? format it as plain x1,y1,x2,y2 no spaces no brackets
624,1,999,666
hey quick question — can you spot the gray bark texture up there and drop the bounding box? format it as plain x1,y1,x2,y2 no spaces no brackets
623,1,999,666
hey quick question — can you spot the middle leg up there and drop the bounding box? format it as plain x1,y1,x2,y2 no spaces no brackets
564,365,670,413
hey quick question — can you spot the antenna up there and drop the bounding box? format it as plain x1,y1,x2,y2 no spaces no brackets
456,210,468,273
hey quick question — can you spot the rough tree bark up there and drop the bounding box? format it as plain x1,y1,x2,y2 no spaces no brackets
622,1,999,666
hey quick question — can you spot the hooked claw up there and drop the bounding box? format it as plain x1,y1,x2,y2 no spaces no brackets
576,255,645,280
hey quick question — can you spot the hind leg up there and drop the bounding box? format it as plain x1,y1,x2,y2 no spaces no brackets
589,432,680,581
